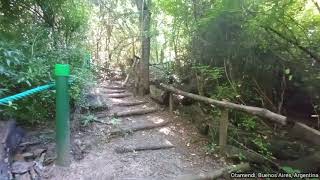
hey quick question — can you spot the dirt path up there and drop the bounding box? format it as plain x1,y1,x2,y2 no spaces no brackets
49,81,226,180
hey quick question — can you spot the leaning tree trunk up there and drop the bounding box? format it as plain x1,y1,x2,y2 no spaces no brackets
135,0,151,96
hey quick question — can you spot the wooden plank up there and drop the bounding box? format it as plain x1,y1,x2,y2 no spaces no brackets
114,144,174,153
110,120,169,136
101,85,125,90
219,109,229,154
106,93,131,98
114,107,158,117
102,89,126,94
113,101,147,107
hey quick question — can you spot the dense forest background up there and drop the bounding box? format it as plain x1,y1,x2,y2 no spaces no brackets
0,0,95,123
90,0,320,129
1,0,320,173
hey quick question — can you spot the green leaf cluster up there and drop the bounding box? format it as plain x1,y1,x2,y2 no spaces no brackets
0,0,94,124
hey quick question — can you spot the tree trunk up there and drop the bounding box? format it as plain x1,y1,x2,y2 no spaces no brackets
160,48,164,63
135,0,151,96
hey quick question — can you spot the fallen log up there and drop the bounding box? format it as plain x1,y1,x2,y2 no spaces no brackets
110,121,169,136
106,93,131,98
176,163,250,180
114,144,174,153
114,107,158,117
113,101,147,107
160,83,287,125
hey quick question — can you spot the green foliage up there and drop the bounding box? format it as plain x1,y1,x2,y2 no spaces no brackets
0,0,93,124
187,0,320,114
192,65,223,80
237,114,257,131
251,135,272,158
80,114,97,126
237,152,246,161
110,117,121,126
205,142,217,154
281,166,301,174
212,84,237,101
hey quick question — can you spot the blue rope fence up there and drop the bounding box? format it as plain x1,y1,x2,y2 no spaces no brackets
0,77,75,106
0,64,76,167
0,83,55,105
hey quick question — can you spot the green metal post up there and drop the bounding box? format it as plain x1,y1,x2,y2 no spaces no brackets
55,64,71,166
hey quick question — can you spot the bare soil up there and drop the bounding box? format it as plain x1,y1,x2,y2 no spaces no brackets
22,81,227,180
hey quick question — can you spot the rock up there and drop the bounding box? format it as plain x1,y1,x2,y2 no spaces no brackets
14,154,25,161
72,144,85,161
33,162,44,175
4,121,25,154
84,94,110,112
0,161,10,180
178,104,210,135
14,173,31,180
38,152,46,164
29,168,39,180
43,156,56,166
11,161,35,174
150,85,169,104
74,139,86,151
33,148,46,158
21,152,34,159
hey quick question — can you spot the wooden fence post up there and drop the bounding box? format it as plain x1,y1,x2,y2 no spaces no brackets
219,109,229,154
169,93,173,112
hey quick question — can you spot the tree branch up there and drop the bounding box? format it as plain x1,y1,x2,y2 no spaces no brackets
264,26,320,64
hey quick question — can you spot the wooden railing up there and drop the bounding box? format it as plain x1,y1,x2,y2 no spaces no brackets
160,83,320,153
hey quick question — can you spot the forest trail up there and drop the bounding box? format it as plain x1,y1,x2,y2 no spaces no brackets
51,80,226,180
